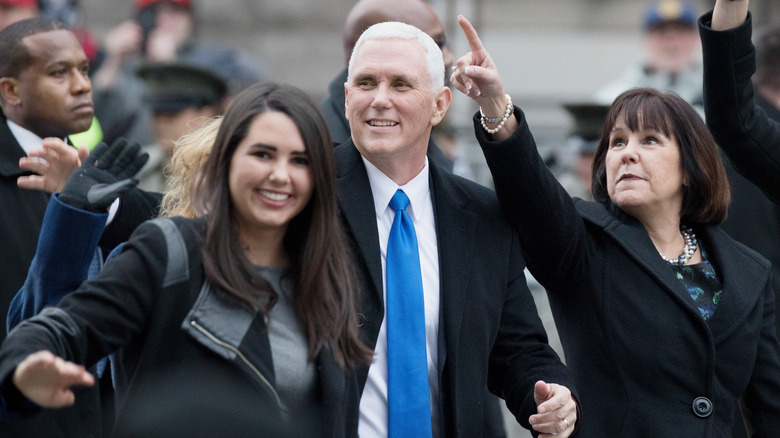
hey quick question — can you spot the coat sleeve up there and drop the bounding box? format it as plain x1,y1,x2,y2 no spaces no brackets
475,108,592,295
487,229,578,431
99,188,161,254
741,281,780,436
0,220,169,405
6,194,107,333
700,11,780,204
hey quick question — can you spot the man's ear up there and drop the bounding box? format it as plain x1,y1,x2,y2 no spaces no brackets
0,77,21,107
343,82,349,121
430,86,452,126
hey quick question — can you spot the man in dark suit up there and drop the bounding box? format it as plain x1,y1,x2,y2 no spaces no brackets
0,17,94,341
336,21,579,437
0,17,158,437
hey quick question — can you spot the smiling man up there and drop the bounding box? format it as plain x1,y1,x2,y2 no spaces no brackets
336,21,578,437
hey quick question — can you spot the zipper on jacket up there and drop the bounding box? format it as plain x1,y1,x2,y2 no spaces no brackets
190,319,281,406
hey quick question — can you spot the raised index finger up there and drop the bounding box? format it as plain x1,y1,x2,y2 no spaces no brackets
458,15,485,53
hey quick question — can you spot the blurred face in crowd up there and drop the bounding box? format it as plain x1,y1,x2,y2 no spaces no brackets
645,22,699,74
229,111,313,239
343,0,454,71
407,2,454,72
0,3,36,31
12,29,93,138
152,106,217,157
144,3,194,61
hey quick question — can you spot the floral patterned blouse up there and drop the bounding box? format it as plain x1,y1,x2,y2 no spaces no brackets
668,250,723,321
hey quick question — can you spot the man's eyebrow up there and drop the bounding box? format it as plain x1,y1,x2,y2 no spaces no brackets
390,73,414,84
45,58,88,69
352,72,376,83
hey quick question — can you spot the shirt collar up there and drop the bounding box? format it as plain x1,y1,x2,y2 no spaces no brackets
362,155,430,221
6,119,67,155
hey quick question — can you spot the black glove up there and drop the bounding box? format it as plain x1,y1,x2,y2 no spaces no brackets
59,138,149,212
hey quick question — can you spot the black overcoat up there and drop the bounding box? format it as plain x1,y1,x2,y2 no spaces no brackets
0,217,357,437
335,140,576,436
477,109,780,437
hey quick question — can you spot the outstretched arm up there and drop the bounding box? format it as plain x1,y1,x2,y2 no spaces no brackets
700,0,780,203
7,138,148,333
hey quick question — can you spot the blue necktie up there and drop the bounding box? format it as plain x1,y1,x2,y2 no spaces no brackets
386,189,432,438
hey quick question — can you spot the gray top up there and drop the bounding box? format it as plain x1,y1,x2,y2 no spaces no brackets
260,266,317,419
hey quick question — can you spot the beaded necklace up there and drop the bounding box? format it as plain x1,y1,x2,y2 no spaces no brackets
659,226,698,266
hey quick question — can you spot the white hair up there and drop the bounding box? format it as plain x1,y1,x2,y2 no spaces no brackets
347,21,445,92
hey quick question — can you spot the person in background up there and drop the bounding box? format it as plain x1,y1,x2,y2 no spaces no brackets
0,17,159,437
37,0,99,64
0,82,371,436
337,21,578,437
134,62,227,192
0,17,158,343
0,0,104,149
0,0,36,30
319,0,454,173
91,0,263,146
451,14,780,436
700,0,780,203
700,0,780,345
594,0,703,108
559,103,611,200
157,115,220,218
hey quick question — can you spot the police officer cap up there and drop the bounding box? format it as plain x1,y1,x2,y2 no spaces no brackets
137,62,227,114
563,102,611,154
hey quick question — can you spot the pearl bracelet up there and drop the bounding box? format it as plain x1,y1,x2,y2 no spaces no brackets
480,94,514,135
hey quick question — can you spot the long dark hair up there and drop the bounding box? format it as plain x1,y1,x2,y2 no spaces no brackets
591,88,730,225
194,82,371,368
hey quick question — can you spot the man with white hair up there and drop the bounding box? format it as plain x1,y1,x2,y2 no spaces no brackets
335,21,579,437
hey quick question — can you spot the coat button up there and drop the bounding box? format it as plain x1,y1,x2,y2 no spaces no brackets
692,397,713,418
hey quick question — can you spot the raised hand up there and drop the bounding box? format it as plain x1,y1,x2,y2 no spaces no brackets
528,380,577,437
449,16,505,104
712,0,749,31
17,138,89,194
12,350,94,409
59,137,149,212
450,15,517,139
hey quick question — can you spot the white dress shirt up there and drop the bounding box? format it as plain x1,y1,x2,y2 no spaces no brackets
358,156,442,438
8,119,45,156
7,119,119,223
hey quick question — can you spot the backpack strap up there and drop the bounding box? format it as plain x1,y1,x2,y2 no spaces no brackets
148,218,190,287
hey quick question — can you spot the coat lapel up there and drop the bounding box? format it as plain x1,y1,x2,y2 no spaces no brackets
335,141,385,342
697,225,770,340
0,113,28,177
583,202,770,331
429,165,478,373
596,204,704,319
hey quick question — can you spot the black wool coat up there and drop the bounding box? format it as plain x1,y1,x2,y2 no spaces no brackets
334,140,576,436
477,109,780,437
0,217,357,437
